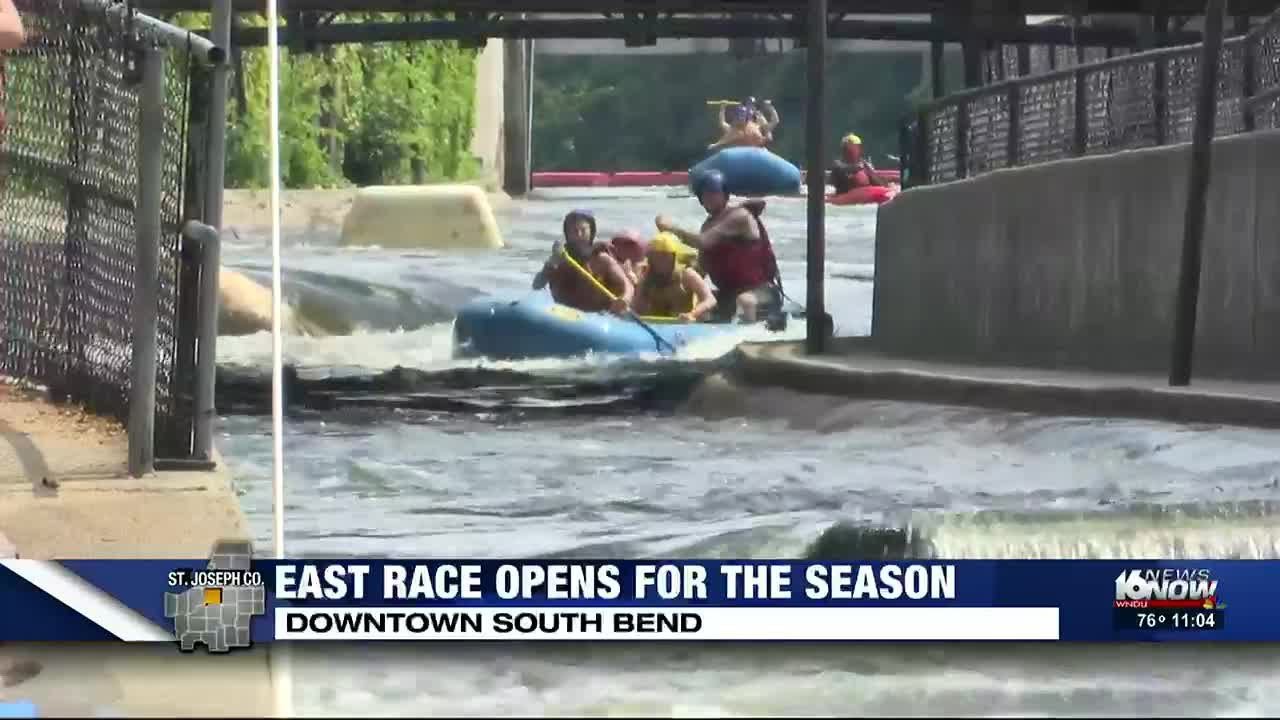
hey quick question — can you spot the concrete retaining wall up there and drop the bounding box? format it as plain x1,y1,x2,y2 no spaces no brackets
873,128,1280,380
470,39,504,176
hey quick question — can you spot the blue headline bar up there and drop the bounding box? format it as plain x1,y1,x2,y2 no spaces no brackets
1,559,1273,643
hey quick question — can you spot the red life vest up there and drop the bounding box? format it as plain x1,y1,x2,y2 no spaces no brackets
547,245,622,312
701,207,778,296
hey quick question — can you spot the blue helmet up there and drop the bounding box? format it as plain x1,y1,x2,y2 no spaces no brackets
563,209,597,240
692,169,728,199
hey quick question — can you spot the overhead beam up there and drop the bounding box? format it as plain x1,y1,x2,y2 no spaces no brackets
133,0,1280,16
195,17,1195,45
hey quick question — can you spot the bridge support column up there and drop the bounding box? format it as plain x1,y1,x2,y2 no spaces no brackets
1139,0,1169,50
469,39,504,180
950,0,982,88
502,36,534,196
804,0,828,354
929,12,946,98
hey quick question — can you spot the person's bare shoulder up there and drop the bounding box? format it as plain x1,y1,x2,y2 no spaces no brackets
592,251,626,276
729,205,756,225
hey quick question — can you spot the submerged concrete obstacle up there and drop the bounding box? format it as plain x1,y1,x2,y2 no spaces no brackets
340,184,505,250
218,268,296,337
216,269,339,337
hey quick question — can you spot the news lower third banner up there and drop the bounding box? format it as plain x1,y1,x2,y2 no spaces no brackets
0,550,1269,651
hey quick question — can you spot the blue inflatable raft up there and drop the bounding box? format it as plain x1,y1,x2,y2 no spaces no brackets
452,292,743,360
690,147,802,197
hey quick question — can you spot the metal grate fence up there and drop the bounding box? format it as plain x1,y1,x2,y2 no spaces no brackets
902,8,1280,187
0,0,224,467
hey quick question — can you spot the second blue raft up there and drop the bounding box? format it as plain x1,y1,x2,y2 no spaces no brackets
452,292,742,360
690,147,802,197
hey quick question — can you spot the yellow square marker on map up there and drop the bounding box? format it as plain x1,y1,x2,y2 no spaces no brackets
203,588,223,605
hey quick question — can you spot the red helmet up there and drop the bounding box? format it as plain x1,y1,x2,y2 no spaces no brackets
607,231,647,264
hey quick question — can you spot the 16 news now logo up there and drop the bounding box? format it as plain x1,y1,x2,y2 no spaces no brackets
1114,568,1225,609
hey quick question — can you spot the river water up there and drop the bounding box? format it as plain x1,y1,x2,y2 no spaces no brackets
216,188,1280,716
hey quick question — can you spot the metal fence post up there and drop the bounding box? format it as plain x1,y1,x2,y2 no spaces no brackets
897,118,911,185
128,46,166,478
804,0,829,355
1017,43,1031,77
1242,31,1256,132
930,38,946,98
913,108,931,186
525,38,536,190
193,0,232,462
172,68,208,458
64,6,87,411
1169,0,1226,386
1153,56,1168,145
1073,66,1089,155
1007,84,1022,167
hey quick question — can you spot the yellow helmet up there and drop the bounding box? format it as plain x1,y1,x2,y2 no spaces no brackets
842,133,863,146
648,232,698,260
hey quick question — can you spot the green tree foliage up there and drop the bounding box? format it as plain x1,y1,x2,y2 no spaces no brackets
532,49,927,172
174,12,480,189
341,34,479,186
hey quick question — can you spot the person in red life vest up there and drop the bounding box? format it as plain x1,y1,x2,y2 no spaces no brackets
0,0,23,51
653,169,783,324
532,209,634,315
828,133,888,195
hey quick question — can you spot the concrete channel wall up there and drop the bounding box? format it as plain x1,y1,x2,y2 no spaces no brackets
872,128,1280,381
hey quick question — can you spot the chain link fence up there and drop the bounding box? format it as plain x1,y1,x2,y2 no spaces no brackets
0,0,220,463
903,8,1280,187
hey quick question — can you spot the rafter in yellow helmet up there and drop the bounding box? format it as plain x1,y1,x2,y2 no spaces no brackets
648,232,699,260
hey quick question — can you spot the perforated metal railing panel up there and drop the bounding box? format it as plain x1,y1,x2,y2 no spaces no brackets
1251,11,1280,129
908,8,1280,187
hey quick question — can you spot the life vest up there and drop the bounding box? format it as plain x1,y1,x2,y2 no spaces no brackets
547,245,622,313
640,263,697,317
700,207,779,297
832,159,877,192
853,159,878,186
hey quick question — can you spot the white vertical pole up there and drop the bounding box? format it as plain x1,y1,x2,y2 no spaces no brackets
265,0,294,717
266,0,285,563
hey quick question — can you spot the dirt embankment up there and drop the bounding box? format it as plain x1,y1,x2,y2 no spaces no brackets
0,382,124,446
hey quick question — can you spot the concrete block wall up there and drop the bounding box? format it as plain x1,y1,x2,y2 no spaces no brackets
872,128,1280,380
470,39,505,178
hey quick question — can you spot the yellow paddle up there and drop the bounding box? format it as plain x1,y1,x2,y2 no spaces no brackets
558,249,678,354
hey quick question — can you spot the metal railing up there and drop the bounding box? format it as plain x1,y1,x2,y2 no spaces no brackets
0,0,229,476
900,9,1280,188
